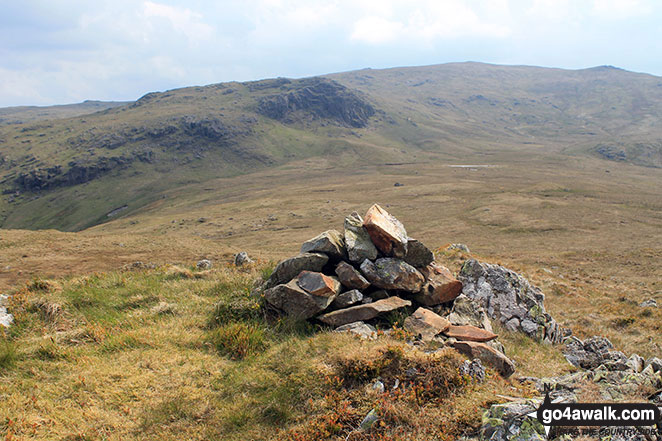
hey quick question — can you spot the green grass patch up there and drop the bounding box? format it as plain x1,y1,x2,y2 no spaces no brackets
208,322,268,359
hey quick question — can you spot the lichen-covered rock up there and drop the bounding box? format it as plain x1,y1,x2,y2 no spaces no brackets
296,271,341,297
403,307,450,341
332,289,363,309
344,212,378,263
363,204,408,258
300,230,346,260
317,296,411,327
403,238,434,268
335,261,370,290
481,399,546,441
563,336,628,371
453,340,516,377
414,263,463,306
265,252,329,289
443,324,497,342
460,358,485,383
360,258,424,292
234,252,253,266
197,259,213,270
447,294,494,333
459,259,566,344
264,279,336,319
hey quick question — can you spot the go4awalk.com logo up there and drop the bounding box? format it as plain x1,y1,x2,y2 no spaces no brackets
527,391,662,438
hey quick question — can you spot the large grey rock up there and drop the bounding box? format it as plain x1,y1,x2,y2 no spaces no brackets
447,294,494,333
265,252,329,289
332,289,363,309
300,230,345,260
459,259,566,343
335,261,370,290
317,296,411,327
363,204,408,258
360,258,424,292
453,340,516,377
344,212,378,263
403,307,450,341
264,279,336,319
414,262,463,305
403,238,434,268
563,336,628,371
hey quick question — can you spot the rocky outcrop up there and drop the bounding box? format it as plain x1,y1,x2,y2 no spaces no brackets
256,77,376,128
459,259,568,344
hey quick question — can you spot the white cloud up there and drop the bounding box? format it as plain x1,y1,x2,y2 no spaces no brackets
592,0,652,19
351,16,404,44
143,1,213,44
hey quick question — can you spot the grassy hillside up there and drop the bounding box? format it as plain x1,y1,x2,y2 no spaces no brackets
0,101,128,126
1,63,661,231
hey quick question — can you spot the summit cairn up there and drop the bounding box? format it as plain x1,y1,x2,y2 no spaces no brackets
262,204,566,378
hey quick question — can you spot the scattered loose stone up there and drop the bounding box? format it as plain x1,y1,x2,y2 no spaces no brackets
363,204,408,258
564,336,628,371
196,259,213,270
446,243,470,253
414,263,462,306
639,299,657,308
234,252,253,266
443,324,497,342
0,294,13,328
317,296,412,327
334,321,377,339
297,271,341,297
332,289,363,309
335,261,370,290
344,212,378,263
264,279,336,319
360,258,424,292
403,238,434,268
300,230,346,260
265,252,329,289
403,307,450,341
359,409,379,431
453,340,516,377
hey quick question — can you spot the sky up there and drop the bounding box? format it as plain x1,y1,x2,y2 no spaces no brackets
1,0,661,107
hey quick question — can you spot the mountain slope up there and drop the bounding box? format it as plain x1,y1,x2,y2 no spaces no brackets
1,62,661,231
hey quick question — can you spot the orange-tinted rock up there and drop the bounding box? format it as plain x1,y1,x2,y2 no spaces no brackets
363,204,408,258
443,324,497,342
453,341,515,378
414,263,463,305
297,271,341,297
404,307,451,341
317,296,411,327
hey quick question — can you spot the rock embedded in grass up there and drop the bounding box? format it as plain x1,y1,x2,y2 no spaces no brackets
363,204,408,258
334,321,377,339
452,340,516,378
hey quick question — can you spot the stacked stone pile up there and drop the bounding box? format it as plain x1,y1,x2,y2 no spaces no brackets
262,204,568,378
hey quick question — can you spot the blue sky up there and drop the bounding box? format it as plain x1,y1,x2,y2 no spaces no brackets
1,0,661,107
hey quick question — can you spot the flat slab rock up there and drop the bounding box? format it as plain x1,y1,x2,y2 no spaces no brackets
404,307,450,341
265,252,329,289
414,262,463,306
300,230,346,260
335,261,370,290
453,340,515,378
264,279,335,320
443,324,497,342
363,204,408,258
360,258,424,292
297,271,341,297
318,296,411,327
